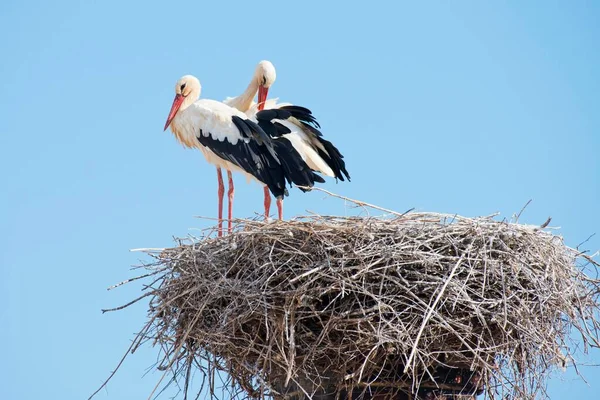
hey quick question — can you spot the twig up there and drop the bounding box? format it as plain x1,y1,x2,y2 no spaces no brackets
107,271,160,290
130,248,166,253
298,186,414,217
88,318,155,400
101,292,153,313
514,199,532,222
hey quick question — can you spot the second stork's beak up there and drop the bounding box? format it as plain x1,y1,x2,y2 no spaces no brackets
257,85,269,111
163,94,185,131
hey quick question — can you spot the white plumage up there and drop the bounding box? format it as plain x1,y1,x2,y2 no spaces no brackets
169,98,257,180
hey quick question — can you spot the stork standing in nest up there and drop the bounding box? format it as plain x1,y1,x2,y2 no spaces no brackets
225,60,351,221
163,75,322,235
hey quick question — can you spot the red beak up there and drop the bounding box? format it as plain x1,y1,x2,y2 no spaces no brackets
257,85,269,111
163,94,185,131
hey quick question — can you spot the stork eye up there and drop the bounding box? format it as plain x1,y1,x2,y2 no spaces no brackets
261,76,267,85
180,83,186,91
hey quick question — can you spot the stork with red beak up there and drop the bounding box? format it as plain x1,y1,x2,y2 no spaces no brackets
163,75,322,235
225,61,350,219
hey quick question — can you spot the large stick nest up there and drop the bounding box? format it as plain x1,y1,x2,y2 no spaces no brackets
106,211,600,400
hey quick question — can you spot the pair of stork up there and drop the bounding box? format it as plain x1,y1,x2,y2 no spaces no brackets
163,61,350,236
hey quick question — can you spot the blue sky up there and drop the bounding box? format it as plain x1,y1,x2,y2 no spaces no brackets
1,1,599,399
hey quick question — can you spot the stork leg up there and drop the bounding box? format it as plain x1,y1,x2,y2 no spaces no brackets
216,167,224,237
276,197,283,220
263,186,271,220
227,170,234,233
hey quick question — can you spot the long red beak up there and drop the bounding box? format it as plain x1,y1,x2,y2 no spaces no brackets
163,94,185,131
257,85,269,111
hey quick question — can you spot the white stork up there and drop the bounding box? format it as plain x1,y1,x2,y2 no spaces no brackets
163,75,322,234
224,61,350,217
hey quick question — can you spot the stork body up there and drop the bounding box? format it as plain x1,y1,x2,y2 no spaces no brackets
225,61,350,218
164,75,321,234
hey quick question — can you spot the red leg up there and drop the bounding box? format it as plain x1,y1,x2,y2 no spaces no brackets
263,186,271,220
276,197,283,220
227,170,234,233
216,168,224,237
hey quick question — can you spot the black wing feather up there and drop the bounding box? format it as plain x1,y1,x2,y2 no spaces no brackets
231,116,278,160
256,105,351,182
273,138,325,192
277,105,321,129
197,126,288,198
315,137,351,182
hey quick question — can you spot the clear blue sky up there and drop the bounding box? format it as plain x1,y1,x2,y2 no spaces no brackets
1,1,599,399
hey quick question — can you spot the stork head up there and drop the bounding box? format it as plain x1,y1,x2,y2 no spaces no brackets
256,60,276,111
163,75,201,131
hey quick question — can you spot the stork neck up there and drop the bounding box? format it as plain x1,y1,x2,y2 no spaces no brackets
235,78,260,112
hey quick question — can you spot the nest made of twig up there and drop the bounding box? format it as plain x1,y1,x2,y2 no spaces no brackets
99,209,600,400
